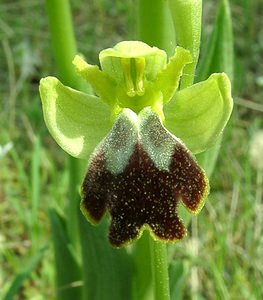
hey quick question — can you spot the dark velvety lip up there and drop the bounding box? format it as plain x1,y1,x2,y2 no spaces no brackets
81,140,208,247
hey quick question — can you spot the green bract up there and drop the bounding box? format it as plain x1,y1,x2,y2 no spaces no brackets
39,41,233,247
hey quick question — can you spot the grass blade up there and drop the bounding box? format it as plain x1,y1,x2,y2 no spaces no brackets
30,134,41,247
3,247,47,300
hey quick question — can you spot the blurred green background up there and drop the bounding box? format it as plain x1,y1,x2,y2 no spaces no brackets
1,0,263,299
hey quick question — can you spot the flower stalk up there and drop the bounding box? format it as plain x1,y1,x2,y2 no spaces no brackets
150,241,170,300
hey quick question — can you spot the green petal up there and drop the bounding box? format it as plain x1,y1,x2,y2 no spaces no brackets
73,55,116,106
154,47,192,104
164,73,233,154
39,76,112,159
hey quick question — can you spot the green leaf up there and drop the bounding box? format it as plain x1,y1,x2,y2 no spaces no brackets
78,213,133,300
3,247,47,300
164,73,233,154
49,209,82,300
197,0,233,82
39,76,112,159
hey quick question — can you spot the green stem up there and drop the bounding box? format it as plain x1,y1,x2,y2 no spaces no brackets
136,1,174,300
150,240,170,300
45,0,82,250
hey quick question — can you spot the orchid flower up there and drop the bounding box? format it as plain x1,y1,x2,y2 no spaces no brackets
39,41,233,247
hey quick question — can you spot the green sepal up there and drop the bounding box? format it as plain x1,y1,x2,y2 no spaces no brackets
39,76,112,159
164,73,233,154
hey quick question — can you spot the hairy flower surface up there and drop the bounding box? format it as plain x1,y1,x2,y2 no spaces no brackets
39,41,233,247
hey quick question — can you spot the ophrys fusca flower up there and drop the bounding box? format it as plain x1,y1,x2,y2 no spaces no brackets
40,41,233,247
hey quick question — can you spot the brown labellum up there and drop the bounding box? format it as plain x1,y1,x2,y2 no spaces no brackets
81,108,209,247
